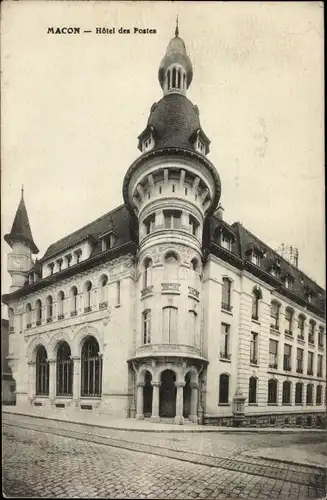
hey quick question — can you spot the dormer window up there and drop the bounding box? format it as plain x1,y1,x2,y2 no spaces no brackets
75,249,82,264
284,275,293,290
195,138,205,154
47,262,54,275
221,233,232,251
101,232,116,252
57,258,63,272
65,253,72,268
251,251,260,266
270,266,280,279
142,135,154,153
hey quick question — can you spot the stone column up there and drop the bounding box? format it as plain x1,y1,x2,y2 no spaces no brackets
174,381,185,425
48,359,56,406
135,382,145,419
189,382,198,423
28,361,36,404
72,356,81,406
151,381,161,422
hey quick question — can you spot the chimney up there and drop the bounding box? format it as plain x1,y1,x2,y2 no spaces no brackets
215,203,224,220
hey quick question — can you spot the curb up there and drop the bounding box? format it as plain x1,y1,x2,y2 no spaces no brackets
3,409,327,434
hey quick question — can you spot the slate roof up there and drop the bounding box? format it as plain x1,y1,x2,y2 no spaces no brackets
139,93,209,153
4,194,39,254
40,204,132,263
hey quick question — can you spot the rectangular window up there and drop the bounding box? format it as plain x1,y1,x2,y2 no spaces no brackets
318,327,324,347
251,252,260,266
317,355,323,377
164,210,181,230
162,307,178,343
189,215,199,236
285,309,293,335
283,344,292,371
221,278,231,311
298,316,305,339
270,302,279,330
144,214,156,235
220,323,230,360
308,321,315,344
307,352,314,375
142,310,151,344
296,348,303,373
250,333,258,365
188,310,197,345
269,339,278,368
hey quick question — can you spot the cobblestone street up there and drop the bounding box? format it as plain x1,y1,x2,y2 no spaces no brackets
2,415,326,499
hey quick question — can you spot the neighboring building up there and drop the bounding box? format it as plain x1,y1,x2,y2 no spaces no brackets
1,318,16,405
2,25,326,426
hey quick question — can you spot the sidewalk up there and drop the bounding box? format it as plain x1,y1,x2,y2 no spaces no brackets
3,405,327,433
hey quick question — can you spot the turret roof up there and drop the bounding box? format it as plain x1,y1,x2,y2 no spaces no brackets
4,190,39,254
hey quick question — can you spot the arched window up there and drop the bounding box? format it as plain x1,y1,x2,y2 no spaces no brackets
285,308,293,336
172,67,176,88
81,336,102,397
162,306,178,343
8,308,14,332
99,275,108,308
248,376,257,404
252,288,262,320
26,303,32,328
306,384,313,405
36,345,49,396
270,301,280,330
84,281,92,312
282,381,291,404
56,342,73,396
316,385,322,405
188,310,197,344
297,315,305,340
143,258,152,289
35,299,42,325
142,310,151,344
318,326,324,347
268,379,277,404
219,374,229,404
46,296,53,322
57,291,65,319
295,382,303,404
221,278,232,311
70,286,78,316
164,252,179,281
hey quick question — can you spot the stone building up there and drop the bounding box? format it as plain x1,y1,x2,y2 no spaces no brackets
2,26,326,426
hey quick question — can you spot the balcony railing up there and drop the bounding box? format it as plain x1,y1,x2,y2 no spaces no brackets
84,306,92,313
9,327,15,333
220,352,231,361
317,371,323,377
58,314,65,320
99,301,108,310
141,285,154,298
270,324,279,331
268,363,278,369
161,283,180,293
296,368,303,374
283,364,291,372
221,302,232,312
47,317,53,323
285,329,293,337
188,286,199,299
252,314,259,321
308,337,315,345
307,370,313,376
250,357,258,365
318,342,324,348
70,311,77,317
36,320,42,326
297,334,304,341
26,323,32,329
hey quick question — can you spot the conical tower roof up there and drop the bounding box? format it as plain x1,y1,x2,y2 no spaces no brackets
4,188,39,254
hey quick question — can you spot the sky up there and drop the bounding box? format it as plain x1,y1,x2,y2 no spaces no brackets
1,1,325,316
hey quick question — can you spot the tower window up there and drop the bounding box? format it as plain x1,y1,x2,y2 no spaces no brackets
142,135,154,153
143,214,155,235
189,215,199,236
164,210,181,229
102,233,115,251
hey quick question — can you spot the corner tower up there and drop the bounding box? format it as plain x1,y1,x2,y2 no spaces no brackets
4,188,39,292
123,24,221,424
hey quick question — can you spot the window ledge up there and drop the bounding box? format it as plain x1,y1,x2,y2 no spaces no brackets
250,362,259,367
115,304,121,308
267,403,279,406
282,403,292,406
220,357,231,363
248,403,258,406
221,309,233,317
218,403,230,406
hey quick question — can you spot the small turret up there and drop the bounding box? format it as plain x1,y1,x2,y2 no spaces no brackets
4,187,38,292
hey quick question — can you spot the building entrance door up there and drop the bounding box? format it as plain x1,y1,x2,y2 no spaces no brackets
159,370,176,417
183,372,191,418
143,371,153,417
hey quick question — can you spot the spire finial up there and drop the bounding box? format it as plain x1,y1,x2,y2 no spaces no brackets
21,185,24,199
175,15,179,37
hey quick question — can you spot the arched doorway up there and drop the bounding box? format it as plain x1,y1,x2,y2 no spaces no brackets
143,371,153,417
183,372,192,418
159,370,176,417
81,336,102,397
